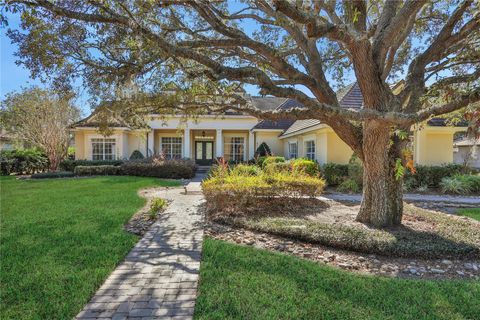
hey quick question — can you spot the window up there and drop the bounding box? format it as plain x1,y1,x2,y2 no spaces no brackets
92,138,116,160
288,142,298,159
305,140,315,160
161,137,182,159
224,137,245,162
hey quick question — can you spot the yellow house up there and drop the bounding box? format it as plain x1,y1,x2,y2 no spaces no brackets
73,83,467,166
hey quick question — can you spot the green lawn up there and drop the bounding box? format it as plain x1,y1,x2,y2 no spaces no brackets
195,238,480,320
457,208,480,221
0,176,179,319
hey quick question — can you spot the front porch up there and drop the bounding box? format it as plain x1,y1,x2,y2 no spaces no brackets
149,128,255,164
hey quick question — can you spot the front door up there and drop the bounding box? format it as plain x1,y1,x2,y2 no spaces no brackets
195,141,214,165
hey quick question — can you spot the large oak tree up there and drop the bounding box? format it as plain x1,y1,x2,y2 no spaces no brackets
3,0,480,227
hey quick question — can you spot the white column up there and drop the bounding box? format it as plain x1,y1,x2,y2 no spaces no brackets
147,129,154,157
184,128,191,159
248,131,255,159
216,129,223,158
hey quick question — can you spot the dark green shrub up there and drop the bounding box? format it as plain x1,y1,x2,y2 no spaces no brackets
347,155,363,185
129,150,145,160
290,158,320,176
31,171,74,179
321,163,348,186
258,156,285,168
337,178,361,193
404,164,466,188
120,159,196,179
255,142,271,157
74,165,121,176
59,159,123,172
0,149,49,175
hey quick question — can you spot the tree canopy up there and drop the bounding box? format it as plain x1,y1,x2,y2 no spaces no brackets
2,0,479,226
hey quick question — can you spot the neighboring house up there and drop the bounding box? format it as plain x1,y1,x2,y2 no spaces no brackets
454,138,480,168
72,83,467,165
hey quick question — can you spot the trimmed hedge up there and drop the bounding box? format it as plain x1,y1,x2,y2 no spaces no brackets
74,165,121,176
1,149,49,175
257,156,285,168
59,160,123,172
290,158,321,176
404,164,469,189
120,159,196,179
31,171,74,179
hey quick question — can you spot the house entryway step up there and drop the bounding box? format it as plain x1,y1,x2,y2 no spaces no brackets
196,166,211,174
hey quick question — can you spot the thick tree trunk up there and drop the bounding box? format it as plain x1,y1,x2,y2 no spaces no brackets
356,120,403,227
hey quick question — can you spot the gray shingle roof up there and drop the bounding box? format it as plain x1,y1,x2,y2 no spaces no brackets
252,119,296,130
281,119,321,136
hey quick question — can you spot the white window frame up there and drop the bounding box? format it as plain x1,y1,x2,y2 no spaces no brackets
91,138,116,160
305,140,316,160
161,137,183,159
288,142,298,159
224,136,245,162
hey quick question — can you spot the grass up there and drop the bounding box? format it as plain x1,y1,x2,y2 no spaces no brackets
0,176,180,319
195,238,480,320
216,204,480,259
457,208,480,221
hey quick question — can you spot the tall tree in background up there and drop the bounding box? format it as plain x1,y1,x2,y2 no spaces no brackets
1,87,80,171
3,0,479,226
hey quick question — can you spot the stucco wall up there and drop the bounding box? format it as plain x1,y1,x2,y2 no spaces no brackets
73,129,129,160
255,131,283,156
454,145,480,168
414,127,461,165
74,131,85,159
326,131,353,164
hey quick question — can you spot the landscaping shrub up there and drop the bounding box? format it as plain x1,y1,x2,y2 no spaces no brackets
257,156,285,168
129,150,145,160
74,165,121,176
336,178,361,193
203,164,325,215
231,164,261,176
149,198,168,219
263,161,291,174
60,159,123,172
0,149,49,175
321,163,348,186
30,171,74,179
290,158,320,176
120,159,196,179
404,164,466,188
255,142,271,157
440,174,480,194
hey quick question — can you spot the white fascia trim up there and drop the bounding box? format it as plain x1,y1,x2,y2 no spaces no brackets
72,127,131,131
278,124,324,139
251,129,284,132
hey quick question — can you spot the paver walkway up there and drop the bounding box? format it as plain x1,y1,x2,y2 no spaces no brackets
77,181,204,319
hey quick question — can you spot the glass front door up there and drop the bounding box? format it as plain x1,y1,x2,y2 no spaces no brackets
195,141,214,165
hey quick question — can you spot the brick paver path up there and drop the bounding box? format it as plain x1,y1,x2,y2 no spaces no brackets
77,185,204,320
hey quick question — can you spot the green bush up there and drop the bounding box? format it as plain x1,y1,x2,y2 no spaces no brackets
202,165,326,215
255,142,271,157
231,164,261,176
440,174,480,194
0,149,49,175
337,178,361,193
149,198,168,219
321,163,348,186
347,155,363,185
31,171,74,179
60,159,123,172
290,158,320,176
129,150,145,160
263,161,291,175
257,156,285,168
405,164,466,188
120,159,196,179
74,165,121,176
